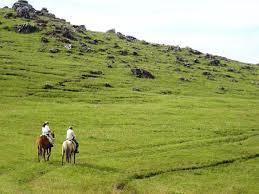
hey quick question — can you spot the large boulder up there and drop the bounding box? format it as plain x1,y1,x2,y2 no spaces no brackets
131,68,155,79
14,23,38,33
12,0,35,19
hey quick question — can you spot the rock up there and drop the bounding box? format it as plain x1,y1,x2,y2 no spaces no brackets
183,63,192,68
179,77,190,82
12,0,36,19
202,71,212,76
117,32,126,39
36,7,55,17
187,47,202,55
4,12,14,19
119,49,128,56
89,70,103,75
176,56,185,62
114,43,120,48
88,39,98,45
49,48,60,53
227,67,236,72
36,19,48,28
132,87,141,92
43,82,54,89
106,28,116,33
104,83,112,88
80,42,93,52
133,51,138,56
107,64,113,68
41,37,49,43
107,55,115,60
167,45,181,52
131,68,155,79
126,35,137,42
209,59,221,66
64,44,72,51
62,27,76,40
14,23,38,33
73,25,86,33
194,58,200,63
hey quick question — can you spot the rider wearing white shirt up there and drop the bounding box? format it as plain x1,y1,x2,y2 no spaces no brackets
41,121,53,147
66,126,79,153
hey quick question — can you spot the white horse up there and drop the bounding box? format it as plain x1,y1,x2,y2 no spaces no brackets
62,140,76,165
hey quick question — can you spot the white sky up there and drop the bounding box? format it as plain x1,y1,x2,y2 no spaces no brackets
1,0,259,64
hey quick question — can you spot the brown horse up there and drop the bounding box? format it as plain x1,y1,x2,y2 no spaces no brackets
62,140,76,165
37,132,55,162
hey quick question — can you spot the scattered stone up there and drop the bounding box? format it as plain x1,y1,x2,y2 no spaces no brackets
141,40,149,45
107,64,113,68
202,71,212,76
131,68,155,79
194,58,200,63
117,32,125,39
89,70,103,75
64,44,72,51
2,25,11,31
126,35,137,42
119,49,128,56
73,25,86,33
160,90,173,95
227,67,236,72
62,27,76,40
106,28,116,33
41,37,49,43
241,65,254,70
14,23,38,33
133,51,139,56
209,59,221,66
4,12,14,19
43,82,54,89
36,19,48,28
176,56,185,62
84,35,92,40
179,77,191,82
88,39,98,45
167,45,181,52
104,83,112,88
114,43,120,48
183,63,192,68
80,42,93,52
133,87,141,92
187,47,202,55
49,48,60,53
113,183,125,191
107,55,115,60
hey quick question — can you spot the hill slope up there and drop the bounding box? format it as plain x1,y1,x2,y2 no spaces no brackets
0,1,258,193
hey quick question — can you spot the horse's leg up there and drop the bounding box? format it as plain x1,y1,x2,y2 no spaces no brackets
62,151,64,165
47,148,51,161
66,150,69,163
38,146,41,162
43,149,46,161
74,153,76,164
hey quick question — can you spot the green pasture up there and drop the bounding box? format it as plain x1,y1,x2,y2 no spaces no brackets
0,7,258,193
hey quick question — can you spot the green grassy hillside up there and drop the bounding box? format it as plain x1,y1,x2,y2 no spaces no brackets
0,3,258,194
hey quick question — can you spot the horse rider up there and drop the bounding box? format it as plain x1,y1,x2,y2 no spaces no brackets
66,126,79,153
42,121,54,147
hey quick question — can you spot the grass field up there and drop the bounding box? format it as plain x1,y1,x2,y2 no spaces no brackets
0,5,259,194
